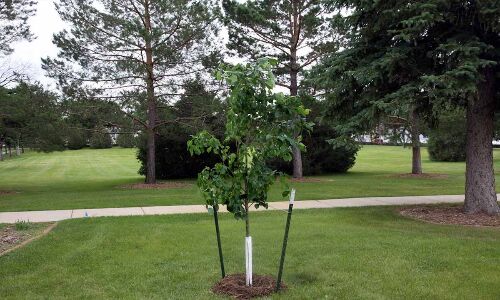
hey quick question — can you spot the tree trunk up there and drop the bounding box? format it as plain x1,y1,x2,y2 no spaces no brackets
0,145,3,161
8,145,12,157
144,0,157,184
290,69,303,178
409,107,422,174
464,68,500,215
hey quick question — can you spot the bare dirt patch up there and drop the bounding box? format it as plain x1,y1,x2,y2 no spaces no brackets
288,177,330,183
212,274,286,299
119,182,192,190
399,206,500,227
391,173,448,179
0,223,56,255
0,190,17,196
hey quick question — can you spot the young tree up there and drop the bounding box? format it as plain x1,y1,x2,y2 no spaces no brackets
223,0,334,178
43,0,221,183
0,0,36,56
313,0,500,214
188,59,311,286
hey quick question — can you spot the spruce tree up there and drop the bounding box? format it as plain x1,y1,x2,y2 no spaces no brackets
42,0,221,183
313,0,500,214
223,0,334,178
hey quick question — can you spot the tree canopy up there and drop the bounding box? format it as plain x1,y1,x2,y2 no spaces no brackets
312,0,500,214
223,0,335,178
0,0,36,56
43,0,222,183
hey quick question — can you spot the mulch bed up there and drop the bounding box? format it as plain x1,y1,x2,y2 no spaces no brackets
1,225,32,254
399,206,500,227
119,182,192,190
392,173,448,179
0,223,57,256
212,274,286,299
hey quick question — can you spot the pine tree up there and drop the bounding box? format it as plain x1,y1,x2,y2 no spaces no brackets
0,0,36,56
313,0,500,215
42,0,221,183
223,0,334,178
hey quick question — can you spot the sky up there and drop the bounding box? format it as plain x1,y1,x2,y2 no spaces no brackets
6,0,65,88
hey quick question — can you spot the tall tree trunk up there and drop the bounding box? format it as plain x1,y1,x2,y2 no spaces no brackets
144,0,157,184
464,68,500,215
8,145,12,157
0,144,3,161
290,69,303,178
409,107,422,174
290,3,303,178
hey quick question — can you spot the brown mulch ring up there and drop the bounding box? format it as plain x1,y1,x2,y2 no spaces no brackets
118,182,192,190
399,206,500,227
391,173,448,179
212,274,286,299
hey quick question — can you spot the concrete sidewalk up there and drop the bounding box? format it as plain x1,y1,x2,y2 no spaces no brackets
0,194,470,223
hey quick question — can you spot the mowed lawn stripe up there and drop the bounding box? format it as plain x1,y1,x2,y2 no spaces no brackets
1,145,500,212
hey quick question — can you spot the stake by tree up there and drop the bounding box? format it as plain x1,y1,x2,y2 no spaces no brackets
313,0,500,215
42,0,221,183
188,58,311,285
223,0,334,178
0,0,36,56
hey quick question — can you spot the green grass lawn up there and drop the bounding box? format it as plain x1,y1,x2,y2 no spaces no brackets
0,145,499,212
0,207,498,299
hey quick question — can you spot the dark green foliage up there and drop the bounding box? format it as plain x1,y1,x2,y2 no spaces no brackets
428,110,466,162
89,128,112,149
137,79,224,179
0,83,65,153
138,132,220,179
311,0,500,133
116,133,136,149
0,0,36,56
66,129,88,150
270,97,359,174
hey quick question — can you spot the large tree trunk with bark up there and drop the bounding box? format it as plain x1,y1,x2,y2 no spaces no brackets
290,68,303,178
290,4,303,179
409,107,422,174
144,0,157,184
464,68,500,215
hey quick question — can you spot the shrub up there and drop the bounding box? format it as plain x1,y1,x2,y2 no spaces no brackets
137,131,220,179
89,128,112,149
66,129,88,150
116,133,137,148
270,123,358,175
427,110,466,162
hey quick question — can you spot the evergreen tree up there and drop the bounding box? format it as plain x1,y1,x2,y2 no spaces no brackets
0,0,36,56
43,0,221,183
223,0,334,178
0,82,65,154
313,0,500,215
